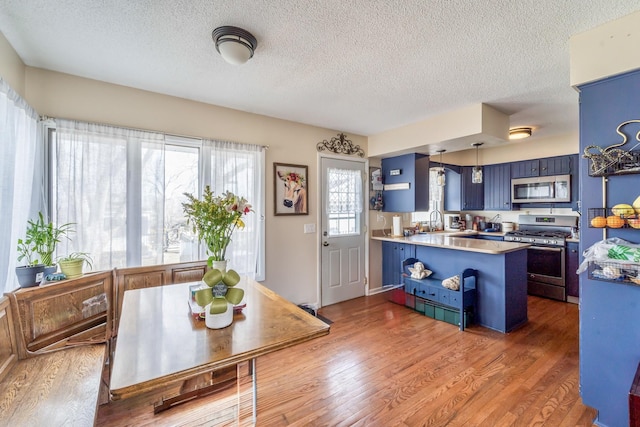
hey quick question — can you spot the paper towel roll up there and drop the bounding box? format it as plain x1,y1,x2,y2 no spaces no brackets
392,215,402,236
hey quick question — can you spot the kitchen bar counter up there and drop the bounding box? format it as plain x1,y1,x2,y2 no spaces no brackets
373,229,529,333
371,231,530,254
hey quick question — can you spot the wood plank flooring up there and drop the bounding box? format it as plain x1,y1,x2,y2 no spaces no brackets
97,293,597,426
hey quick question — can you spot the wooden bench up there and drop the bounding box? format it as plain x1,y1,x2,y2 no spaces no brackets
0,271,112,426
401,258,478,331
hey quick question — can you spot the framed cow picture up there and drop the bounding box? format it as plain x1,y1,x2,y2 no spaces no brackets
274,163,308,215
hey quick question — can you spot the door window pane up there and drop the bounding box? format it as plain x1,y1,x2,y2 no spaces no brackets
326,168,362,236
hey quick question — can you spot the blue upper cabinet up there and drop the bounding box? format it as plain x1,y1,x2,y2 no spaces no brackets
539,156,571,176
461,166,484,210
381,153,429,212
444,166,484,211
484,163,511,210
511,159,540,178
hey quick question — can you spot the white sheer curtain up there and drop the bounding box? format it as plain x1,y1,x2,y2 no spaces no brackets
205,139,265,280
51,121,265,280
0,78,43,294
326,167,363,213
53,119,165,270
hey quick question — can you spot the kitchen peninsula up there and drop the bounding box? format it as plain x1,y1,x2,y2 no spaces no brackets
372,232,530,332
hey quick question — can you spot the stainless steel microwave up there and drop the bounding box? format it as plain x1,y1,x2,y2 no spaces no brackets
511,174,570,203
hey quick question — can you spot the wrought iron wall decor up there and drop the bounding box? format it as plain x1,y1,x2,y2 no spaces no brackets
583,119,640,177
316,133,365,158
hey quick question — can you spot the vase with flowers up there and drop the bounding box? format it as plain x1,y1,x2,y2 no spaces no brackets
182,186,252,320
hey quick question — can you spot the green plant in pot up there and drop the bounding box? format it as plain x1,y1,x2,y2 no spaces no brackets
57,252,93,279
182,186,252,267
15,212,74,287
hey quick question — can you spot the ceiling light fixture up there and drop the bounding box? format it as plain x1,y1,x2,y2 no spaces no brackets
212,26,258,65
436,149,446,187
472,142,484,184
509,127,532,140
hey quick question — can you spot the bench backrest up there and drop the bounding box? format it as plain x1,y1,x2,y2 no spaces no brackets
7,270,113,359
0,296,18,382
112,260,208,335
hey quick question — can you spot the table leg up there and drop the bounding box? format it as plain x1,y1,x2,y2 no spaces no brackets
251,358,257,424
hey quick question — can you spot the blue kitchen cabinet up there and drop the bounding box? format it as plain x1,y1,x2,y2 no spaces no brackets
511,159,540,178
483,163,511,210
578,69,640,427
444,166,483,211
461,166,484,210
539,156,572,176
381,153,429,212
512,155,574,178
382,241,415,286
565,241,579,298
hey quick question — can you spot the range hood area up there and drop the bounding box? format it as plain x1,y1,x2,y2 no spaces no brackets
368,103,510,158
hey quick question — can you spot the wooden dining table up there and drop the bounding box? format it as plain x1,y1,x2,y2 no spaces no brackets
109,278,330,421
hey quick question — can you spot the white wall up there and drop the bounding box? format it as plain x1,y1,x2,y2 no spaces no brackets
0,37,368,306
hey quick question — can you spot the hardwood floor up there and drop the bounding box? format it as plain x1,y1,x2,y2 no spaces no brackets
97,293,596,426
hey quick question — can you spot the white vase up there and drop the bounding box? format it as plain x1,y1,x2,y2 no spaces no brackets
210,259,246,311
210,259,227,272
205,302,234,329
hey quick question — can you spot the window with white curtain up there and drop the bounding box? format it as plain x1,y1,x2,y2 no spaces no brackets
326,167,363,236
50,120,265,280
0,78,43,295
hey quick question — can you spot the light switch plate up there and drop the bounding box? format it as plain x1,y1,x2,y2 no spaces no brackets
304,223,316,233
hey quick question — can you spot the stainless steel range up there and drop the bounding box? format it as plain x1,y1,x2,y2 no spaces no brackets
504,215,578,301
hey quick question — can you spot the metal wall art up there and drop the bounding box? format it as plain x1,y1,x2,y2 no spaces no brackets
316,133,365,158
584,119,640,177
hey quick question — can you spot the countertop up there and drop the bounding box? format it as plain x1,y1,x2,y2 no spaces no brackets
371,230,530,254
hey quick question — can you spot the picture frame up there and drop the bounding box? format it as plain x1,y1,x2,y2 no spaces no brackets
274,163,308,216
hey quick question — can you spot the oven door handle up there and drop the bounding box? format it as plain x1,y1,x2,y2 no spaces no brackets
530,246,564,252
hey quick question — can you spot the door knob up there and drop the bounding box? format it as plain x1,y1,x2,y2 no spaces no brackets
323,241,329,246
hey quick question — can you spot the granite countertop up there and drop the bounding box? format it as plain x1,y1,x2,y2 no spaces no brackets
371,231,530,254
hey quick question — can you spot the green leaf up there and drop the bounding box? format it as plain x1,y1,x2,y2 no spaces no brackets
226,287,244,305
194,288,214,307
223,269,241,287
203,269,223,287
209,297,229,314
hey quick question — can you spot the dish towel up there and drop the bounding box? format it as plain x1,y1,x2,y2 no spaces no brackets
442,275,460,291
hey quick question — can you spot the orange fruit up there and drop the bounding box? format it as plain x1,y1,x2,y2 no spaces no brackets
606,215,626,228
590,216,607,228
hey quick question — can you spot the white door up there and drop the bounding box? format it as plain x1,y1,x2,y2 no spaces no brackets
320,157,366,306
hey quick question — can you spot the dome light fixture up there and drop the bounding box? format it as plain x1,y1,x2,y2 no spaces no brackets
212,26,258,65
509,127,532,140
472,142,484,184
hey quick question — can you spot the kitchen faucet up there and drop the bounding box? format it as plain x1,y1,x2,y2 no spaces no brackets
429,209,443,232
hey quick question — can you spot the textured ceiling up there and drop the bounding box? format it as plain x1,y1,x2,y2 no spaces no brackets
1,0,639,146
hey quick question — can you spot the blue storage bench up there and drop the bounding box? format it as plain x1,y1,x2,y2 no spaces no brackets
401,257,478,331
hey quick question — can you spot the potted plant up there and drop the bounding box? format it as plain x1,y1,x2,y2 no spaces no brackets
15,212,74,287
57,252,93,279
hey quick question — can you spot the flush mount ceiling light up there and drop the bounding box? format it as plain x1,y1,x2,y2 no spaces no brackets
509,127,532,140
472,142,484,184
212,26,258,65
